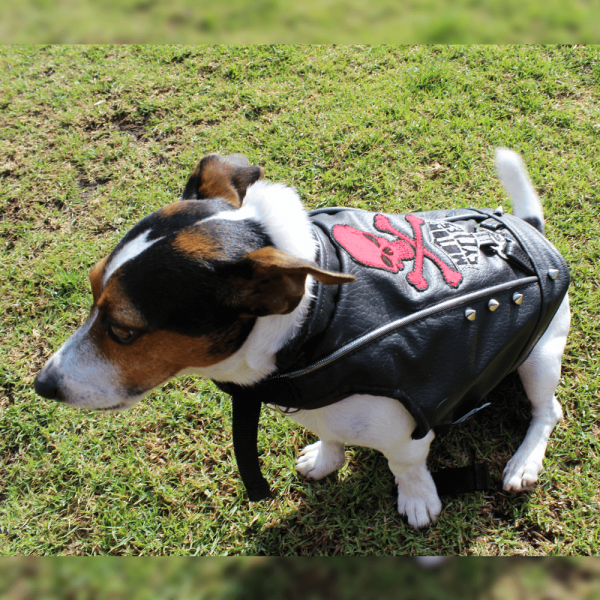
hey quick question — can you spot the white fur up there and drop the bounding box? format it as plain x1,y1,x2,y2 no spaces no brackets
504,294,569,491
44,309,144,410
291,395,442,528
207,150,568,529
202,180,316,262
103,230,163,286
495,148,544,227
179,181,318,384
42,229,164,410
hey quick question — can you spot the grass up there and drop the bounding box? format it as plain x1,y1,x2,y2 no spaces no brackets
0,45,599,556
2,557,600,599
1,0,600,43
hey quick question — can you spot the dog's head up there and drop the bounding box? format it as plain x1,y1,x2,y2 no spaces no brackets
34,155,353,410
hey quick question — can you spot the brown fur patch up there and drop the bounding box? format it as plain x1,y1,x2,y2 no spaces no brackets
157,201,192,218
183,155,264,207
226,246,356,317
88,315,248,393
196,158,244,207
172,228,220,259
97,277,147,330
89,256,108,301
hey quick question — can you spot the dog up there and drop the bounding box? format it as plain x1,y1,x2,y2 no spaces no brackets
34,150,570,528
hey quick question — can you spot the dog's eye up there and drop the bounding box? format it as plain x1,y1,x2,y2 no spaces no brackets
109,324,135,343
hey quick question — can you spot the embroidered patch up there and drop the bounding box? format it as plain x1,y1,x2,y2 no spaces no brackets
428,221,479,267
332,214,463,291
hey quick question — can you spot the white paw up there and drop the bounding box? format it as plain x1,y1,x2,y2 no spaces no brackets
502,453,542,492
295,440,345,480
396,476,442,529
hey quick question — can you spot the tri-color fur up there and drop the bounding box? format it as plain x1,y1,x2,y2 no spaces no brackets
35,150,570,528
35,155,352,408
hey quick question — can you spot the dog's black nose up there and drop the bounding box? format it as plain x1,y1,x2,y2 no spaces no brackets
34,369,63,401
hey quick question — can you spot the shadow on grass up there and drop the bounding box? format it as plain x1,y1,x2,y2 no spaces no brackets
239,374,547,556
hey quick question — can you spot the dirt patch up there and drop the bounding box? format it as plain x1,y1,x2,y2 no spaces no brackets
77,174,112,199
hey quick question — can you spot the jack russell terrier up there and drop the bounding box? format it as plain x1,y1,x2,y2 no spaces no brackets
34,149,570,528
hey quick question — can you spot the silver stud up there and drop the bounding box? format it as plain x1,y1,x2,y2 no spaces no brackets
447,209,456,217
512,292,523,305
494,205,504,216
548,268,559,280
488,299,500,311
465,308,477,321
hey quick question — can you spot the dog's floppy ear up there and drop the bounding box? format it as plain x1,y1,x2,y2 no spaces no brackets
224,246,356,317
181,154,264,207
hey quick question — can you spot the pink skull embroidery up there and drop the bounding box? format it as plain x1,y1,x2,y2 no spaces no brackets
332,214,463,291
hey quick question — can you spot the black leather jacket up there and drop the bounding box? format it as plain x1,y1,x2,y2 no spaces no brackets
216,207,569,500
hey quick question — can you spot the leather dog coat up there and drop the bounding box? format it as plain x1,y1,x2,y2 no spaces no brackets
215,207,570,500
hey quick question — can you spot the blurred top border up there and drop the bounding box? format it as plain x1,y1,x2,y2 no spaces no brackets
0,0,599,44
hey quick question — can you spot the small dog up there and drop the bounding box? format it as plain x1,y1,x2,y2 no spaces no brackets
34,150,570,528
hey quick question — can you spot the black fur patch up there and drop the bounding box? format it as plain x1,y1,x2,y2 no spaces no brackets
115,214,272,338
113,199,235,250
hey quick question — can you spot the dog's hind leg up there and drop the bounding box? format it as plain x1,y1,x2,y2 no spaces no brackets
290,394,441,528
503,294,570,491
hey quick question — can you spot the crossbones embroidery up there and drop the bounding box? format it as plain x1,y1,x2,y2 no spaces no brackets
332,214,463,291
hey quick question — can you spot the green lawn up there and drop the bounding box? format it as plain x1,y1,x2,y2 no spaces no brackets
1,1,600,43
0,45,599,556
2,557,600,600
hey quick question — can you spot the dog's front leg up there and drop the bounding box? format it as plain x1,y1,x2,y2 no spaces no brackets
289,409,346,481
295,440,347,480
289,394,442,528
387,428,441,529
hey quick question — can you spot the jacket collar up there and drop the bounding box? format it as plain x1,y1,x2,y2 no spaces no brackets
273,222,341,374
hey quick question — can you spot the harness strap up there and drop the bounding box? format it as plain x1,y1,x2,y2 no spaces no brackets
231,395,272,501
230,386,492,501
432,463,490,497
220,208,566,503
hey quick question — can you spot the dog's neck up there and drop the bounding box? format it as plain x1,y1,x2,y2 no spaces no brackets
178,180,316,385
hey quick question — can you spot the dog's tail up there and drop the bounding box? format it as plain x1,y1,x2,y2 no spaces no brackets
495,148,544,235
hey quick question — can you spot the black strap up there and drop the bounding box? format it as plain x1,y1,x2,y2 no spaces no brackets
504,238,535,275
231,387,491,500
467,208,567,371
432,463,490,497
231,395,272,501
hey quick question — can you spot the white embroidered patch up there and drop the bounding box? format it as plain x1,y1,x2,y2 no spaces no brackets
103,230,164,286
427,220,480,267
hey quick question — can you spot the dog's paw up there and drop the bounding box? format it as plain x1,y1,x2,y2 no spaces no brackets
502,453,542,492
396,476,442,529
295,440,345,480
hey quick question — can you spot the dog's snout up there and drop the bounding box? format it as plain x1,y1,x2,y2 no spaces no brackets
34,368,63,401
